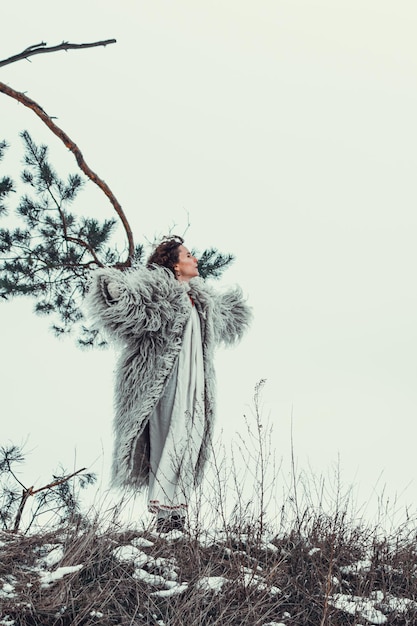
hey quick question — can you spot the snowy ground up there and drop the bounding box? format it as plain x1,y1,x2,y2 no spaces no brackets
1,525,417,625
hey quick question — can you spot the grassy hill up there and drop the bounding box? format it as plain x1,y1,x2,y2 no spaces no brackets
1,504,417,625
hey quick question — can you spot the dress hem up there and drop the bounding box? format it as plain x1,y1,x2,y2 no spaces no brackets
148,500,188,514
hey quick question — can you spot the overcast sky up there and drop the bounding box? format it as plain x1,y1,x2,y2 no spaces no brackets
1,0,417,527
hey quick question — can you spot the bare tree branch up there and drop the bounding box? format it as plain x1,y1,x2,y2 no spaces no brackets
12,467,87,533
0,80,135,266
31,467,87,495
0,39,117,68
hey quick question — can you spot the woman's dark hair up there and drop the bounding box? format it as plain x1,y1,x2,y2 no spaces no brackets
147,235,184,278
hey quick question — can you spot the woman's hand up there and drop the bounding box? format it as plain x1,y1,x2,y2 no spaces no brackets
105,281,121,301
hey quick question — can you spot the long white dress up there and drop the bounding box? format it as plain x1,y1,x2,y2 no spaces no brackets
148,293,205,517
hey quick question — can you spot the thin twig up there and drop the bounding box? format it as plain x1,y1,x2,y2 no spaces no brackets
4,456,27,491
290,404,301,529
0,39,117,68
31,467,87,495
319,537,336,626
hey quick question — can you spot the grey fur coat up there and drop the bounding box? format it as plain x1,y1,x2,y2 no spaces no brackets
86,265,252,490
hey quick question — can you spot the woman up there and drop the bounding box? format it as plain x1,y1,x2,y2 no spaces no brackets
87,236,251,532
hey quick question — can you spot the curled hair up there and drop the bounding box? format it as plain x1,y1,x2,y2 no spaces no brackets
147,235,184,278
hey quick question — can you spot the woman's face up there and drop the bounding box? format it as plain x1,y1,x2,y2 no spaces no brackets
174,245,199,282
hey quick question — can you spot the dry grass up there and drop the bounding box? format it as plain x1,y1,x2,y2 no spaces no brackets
2,385,417,625
1,499,417,625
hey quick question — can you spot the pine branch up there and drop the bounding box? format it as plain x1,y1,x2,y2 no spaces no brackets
0,81,135,266
19,133,104,264
0,39,117,68
0,40,133,268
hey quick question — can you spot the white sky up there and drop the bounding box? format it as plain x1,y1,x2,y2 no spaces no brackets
1,0,417,527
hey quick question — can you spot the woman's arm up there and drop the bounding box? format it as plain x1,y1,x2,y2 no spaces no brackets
213,286,253,345
85,266,176,342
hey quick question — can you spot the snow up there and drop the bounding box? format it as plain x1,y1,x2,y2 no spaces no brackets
36,544,65,568
131,537,154,548
132,568,167,586
2,529,417,625
329,593,387,625
340,559,373,575
0,588,15,600
112,545,143,563
150,528,184,540
264,542,279,553
241,570,281,596
0,578,16,599
151,583,189,598
196,576,229,593
112,540,181,590
39,565,84,588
